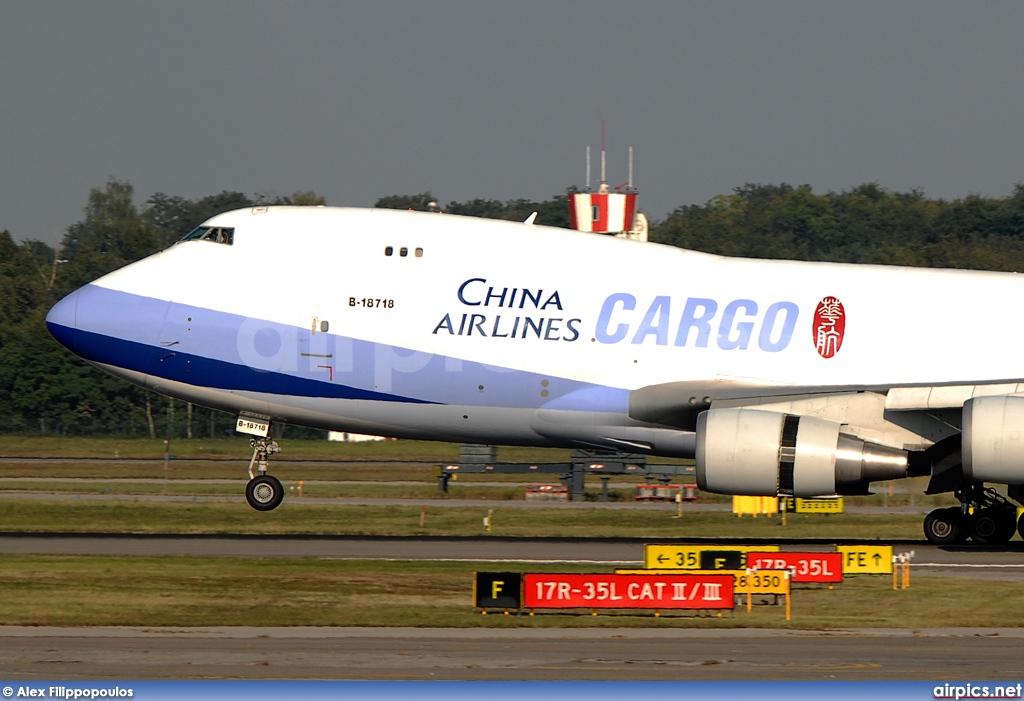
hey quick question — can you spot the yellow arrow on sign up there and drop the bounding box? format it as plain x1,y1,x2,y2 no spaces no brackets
836,545,894,574
644,544,780,570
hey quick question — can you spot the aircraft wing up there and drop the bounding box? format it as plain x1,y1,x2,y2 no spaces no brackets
630,379,1024,436
628,378,890,431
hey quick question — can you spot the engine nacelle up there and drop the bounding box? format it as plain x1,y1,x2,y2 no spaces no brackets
963,395,1024,483
695,408,909,497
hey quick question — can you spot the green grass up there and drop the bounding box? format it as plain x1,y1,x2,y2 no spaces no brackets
0,499,932,539
0,480,536,501
0,554,1017,628
0,450,952,509
0,437,572,462
0,439,953,510
0,459,441,482
0,476,958,509
0,438,999,631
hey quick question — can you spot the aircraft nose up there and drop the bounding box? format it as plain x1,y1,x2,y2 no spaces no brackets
45,283,172,372
46,289,79,353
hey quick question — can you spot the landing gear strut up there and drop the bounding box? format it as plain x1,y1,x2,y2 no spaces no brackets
245,436,283,511
923,483,1018,545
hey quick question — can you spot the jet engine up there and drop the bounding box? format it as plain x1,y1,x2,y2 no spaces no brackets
695,408,909,497
963,395,1024,484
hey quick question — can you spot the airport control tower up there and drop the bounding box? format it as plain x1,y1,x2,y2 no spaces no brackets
568,142,648,242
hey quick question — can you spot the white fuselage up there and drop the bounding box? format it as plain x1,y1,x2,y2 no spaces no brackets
45,206,1024,453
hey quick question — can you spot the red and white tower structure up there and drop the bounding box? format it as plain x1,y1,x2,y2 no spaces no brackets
568,139,648,242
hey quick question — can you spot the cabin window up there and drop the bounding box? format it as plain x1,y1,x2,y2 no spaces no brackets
320,320,329,332
180,226,234,245
384,245,422,258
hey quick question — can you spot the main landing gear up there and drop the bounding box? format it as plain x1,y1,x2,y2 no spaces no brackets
923,483,1020,545
245,436,284,511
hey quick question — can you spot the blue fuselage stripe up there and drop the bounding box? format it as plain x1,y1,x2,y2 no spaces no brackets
48,322,435,403
45,286,631,412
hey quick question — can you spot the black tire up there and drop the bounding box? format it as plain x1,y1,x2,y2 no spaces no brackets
246,475,284,511
971,507,1017,545
970,508,1000,544
995,508,1018,543
923,507,963,545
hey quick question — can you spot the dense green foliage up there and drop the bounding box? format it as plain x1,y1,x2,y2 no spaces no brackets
653,182,1024,271
0,180,322,437
4,179,1024,436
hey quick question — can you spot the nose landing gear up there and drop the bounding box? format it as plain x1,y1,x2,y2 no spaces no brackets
245,436,283,511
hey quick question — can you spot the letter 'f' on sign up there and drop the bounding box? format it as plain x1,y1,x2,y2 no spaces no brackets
491,581,504,598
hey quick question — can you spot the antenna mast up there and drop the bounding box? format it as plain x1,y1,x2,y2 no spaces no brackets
586,146,591,191
568,121,645,241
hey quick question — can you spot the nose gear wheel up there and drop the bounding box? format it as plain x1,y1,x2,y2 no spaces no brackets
242,435,284,511
246,474,284,511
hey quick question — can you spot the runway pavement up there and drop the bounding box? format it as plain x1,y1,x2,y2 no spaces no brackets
0,626,1022,680
0,539,1019,681
0,534,1021,576
0,512,1021,680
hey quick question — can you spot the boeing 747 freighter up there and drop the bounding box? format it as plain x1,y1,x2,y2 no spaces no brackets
45,205,1024,544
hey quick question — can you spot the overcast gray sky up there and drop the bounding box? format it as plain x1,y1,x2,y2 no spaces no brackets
3,1,1024,244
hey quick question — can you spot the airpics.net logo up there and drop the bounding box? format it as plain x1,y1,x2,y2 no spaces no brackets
933,682,1023,699
234,320,517,393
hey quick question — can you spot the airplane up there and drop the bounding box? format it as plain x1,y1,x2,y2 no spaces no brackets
44,204,1024,545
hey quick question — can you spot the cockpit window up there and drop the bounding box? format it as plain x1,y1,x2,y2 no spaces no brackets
180,226,234,245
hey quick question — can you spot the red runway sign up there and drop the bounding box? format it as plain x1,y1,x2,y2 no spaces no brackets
523,573,734,609
745,552,843,583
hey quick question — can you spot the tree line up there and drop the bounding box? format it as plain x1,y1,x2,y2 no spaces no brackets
0,181,325,438
3,178,1024,437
